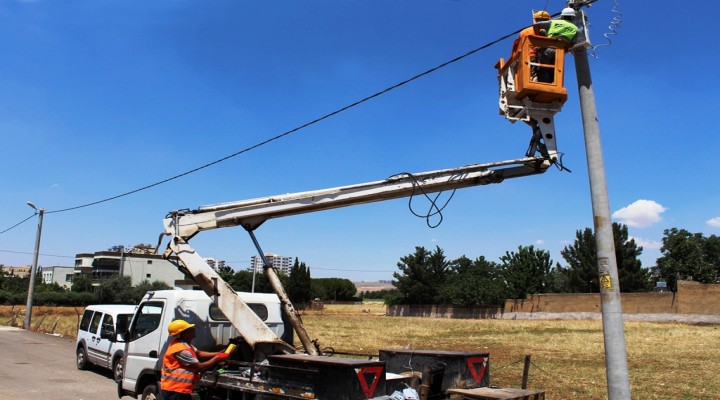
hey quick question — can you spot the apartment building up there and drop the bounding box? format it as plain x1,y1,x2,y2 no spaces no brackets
250,253,294,275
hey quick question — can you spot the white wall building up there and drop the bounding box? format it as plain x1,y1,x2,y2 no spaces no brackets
250,253,293,275
75,251,196,289
41,266,76,289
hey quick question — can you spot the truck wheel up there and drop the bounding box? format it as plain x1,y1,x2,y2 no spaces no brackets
141,383,159,400
112,356,124,383
76,347,89,370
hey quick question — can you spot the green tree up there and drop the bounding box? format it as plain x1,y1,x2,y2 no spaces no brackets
132,280,172,302
654,228,720,291
0,274,28,293
614,224,651,292
287,258,312,304
217,263,236,283
223,268,284,294
95,276,136,304
391,246,449,305
71,275,93,292
561,223,649,292
500,245,553,299
546,263,571,293
311,278,356,301
362,288,399,301
35,281,66,293
437,256,506,306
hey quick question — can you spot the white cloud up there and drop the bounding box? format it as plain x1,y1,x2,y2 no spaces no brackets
707,217,720,228
535,239,545,245
630,236,662,250
612,199,667,228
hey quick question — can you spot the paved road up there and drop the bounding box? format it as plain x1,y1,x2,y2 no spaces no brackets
0,326,125,400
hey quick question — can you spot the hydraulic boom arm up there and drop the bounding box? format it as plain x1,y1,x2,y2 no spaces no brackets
161,154,554,357
165,155,552,240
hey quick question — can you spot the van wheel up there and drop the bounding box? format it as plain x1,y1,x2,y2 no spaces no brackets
76,347,88,370
112,356,124,383
141,383,158,400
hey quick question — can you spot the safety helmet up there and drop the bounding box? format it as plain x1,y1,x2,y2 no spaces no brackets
168,319,195,336
561,8,576,18
533,11,551,21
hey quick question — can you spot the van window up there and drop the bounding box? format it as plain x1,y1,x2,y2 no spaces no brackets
116,314,132,335
79,310,94,332
130,301,164,341
89,312,103,334
209,303,268,321
101,314,114,333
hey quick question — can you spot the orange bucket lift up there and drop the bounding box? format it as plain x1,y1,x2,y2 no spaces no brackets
496,34,572,164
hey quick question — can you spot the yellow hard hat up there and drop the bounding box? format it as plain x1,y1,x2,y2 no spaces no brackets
168,319,195,336
533,10,551,20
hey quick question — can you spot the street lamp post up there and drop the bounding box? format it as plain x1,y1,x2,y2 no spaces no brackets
23,202,45,331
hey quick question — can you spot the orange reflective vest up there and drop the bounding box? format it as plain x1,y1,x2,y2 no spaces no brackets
511,26,535,60
161,340,200,394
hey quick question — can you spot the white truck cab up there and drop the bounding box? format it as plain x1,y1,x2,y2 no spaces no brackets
119,289,290,400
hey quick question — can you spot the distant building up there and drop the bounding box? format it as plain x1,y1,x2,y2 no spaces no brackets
205,258,218,271
1,266,32,278
250,253,293,275
75,250,196,289
41,266,76,289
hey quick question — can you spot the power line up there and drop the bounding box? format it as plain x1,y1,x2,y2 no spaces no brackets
0,249,76,259
0,214,35,236
43,27,523,215
2,25,526,233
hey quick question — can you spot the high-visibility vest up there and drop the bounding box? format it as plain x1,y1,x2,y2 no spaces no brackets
161,340,200,394
547,19,578,42
511,26,538,60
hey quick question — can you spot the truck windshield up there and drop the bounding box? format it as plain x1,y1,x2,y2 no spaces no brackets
129,301,163,341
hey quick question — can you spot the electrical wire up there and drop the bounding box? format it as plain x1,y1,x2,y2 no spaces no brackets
589,0,622,58
387,172,461,229
1,24,530,235
0,249,76,259
40,28,524,216
0,214,36,235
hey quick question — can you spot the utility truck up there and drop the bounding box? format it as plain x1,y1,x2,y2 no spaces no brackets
118,23,575,400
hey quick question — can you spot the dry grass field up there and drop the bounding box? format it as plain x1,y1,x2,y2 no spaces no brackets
3,302,718,399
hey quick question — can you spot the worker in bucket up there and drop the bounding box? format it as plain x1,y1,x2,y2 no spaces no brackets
533,7,578,82
510,10,551,60
509,10,551,81
160,319,230,400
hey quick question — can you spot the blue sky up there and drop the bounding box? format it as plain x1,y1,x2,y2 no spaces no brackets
1,1,718,282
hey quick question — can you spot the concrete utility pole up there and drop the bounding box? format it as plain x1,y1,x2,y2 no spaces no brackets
23,202,44,331
119,245,125,277
570,3,632,398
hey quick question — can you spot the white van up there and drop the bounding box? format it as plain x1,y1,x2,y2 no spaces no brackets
120,289,291,400
76,304,137,382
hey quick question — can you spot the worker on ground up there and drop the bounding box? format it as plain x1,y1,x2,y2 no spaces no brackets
510,10,551,81
160,319,230,400
533,7,579,82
